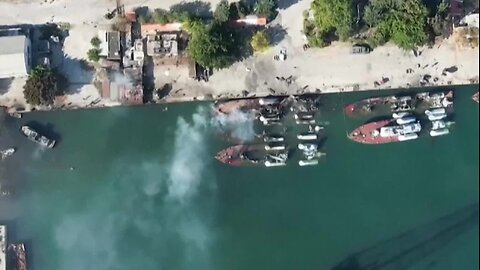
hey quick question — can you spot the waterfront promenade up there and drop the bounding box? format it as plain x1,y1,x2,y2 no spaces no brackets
0,0,478,112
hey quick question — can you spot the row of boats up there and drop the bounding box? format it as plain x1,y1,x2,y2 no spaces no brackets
214,89,473,166
215,96,326,167
1,125,56,162
1,225,27,270
348,90,455,144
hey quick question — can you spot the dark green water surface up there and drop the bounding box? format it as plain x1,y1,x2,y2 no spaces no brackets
0,85,478,270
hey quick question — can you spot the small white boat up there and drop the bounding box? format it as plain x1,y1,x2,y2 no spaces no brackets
392,112,410,119
9,112,22,118
430,128,449,137
398,133,418,141
425,108,446,115
265,144,286,151
1,148,15,159
259,97,282,106
396,115,416,125
297,133,318,140
265,160,287,167
299,159,319,166
296,119,316,125
298,143,318,151
259,115,280,122
427,113,447,121
294,113,314,120
263,136,284,143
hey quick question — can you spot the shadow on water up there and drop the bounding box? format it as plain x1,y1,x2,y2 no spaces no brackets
329,202,479,270
25,121,62,146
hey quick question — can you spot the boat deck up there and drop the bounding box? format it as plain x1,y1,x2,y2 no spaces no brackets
349,119,399,144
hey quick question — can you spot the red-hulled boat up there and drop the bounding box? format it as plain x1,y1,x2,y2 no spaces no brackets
348,119,422,144
473,92,479,103
345,91,454,118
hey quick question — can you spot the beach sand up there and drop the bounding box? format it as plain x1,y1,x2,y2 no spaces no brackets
0,0,478,111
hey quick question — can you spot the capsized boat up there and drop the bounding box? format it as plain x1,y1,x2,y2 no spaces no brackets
8,243,27,270
349,119,421,144
345,90,454,118
20,126,55,148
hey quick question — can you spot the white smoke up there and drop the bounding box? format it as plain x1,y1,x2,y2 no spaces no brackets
111,71,133,89
211,108,256,142
167,107,210,202
53,106,215,270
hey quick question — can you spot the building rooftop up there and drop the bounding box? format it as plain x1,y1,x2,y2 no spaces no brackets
0,35,26,55
98,30,121,60
141,23,183,36
0,35,29,78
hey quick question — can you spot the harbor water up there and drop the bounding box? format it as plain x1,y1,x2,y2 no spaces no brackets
0,85,478,270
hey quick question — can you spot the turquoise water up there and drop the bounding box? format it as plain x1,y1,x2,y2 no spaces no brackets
0,85,478,270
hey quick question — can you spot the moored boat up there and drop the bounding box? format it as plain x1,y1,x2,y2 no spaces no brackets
425,108,447,121
395,115,416,125
299,159,319,166
473,92,479,103
349,119,421,144
263,135,284,143
429,120,454,137
20,126,55,148
345,90,454,118
264,144,286,151
297,133,318,140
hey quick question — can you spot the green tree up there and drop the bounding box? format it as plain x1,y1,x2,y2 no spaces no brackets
364,0,428,50
236,0,252,18
251,31,270,52
310,0,354,42
254,0,277,21
214,0,231,23
90,36,101,47
187,21,236,69
87,48,101,62
23,66,62,106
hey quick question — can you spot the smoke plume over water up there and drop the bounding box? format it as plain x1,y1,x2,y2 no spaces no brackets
211,108,256,142
53,107,216,270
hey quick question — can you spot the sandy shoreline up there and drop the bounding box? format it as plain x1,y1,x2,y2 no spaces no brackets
0,0,478,113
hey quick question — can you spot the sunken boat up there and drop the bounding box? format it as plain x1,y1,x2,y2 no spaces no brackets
345,90,453,118
215,144,288,167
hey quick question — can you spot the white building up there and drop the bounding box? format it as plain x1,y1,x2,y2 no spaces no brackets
0,35,32,79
